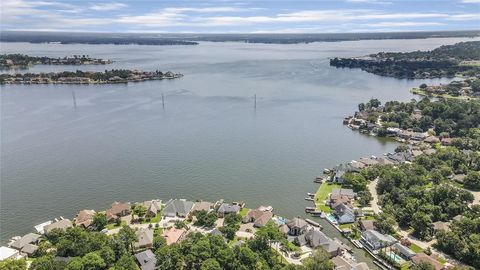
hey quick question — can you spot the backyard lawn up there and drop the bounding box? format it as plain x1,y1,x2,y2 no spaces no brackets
240,208,250,218
315,182,341,211
409,243,423,253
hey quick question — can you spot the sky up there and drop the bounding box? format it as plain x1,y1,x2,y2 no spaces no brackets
1,0,479,33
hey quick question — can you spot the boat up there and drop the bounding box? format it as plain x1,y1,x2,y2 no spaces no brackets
305,207,316,213
305,218,322,228
307,193,315,197
309,211,323,217
305,197,314,201
313,178,323,183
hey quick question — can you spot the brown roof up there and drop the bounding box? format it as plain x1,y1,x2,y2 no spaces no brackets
412,253,443,270
44,219,73,234
359,220,376,231
192,201,214,212
243,209,273,227
134,228,154,249
106,202,130,219
330,195,351,205
74,209,95,228
161,228,186,245
254,211,273,227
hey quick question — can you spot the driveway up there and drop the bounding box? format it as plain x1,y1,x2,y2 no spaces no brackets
364,178,380,214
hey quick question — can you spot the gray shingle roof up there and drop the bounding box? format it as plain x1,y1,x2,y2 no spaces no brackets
163,199,194,217
44,219,73,234
21,243,38,255
9,233,41,250
218,203,240,214
134,228,154,248
331,188,356,198
362,229,396,246
286,218,308,229
134,249,157,270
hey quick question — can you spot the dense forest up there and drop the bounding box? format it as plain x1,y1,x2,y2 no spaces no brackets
330,41,480,79
345,98,480,268
356,98,480,146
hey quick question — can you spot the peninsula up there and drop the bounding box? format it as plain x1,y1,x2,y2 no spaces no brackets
0,54,113,70
410,77,480,100
307,97,480,270
330,41,480,79
0,69,183,85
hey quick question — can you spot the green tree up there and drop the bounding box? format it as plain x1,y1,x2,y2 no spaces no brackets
374,212,397,235
410,261,436,270
96,246,115,266
464,171,480,190
92,213,107,231
65,257,84,270
118,225,137,252
153,235,167,252
133,204,147,218
224,213,242,226
0,258,27,270
155,245,183,270
200,258,222,270
302,248,334,270
411,212,432,240
81,252,106,270
113,254,140,270
30,256,66,270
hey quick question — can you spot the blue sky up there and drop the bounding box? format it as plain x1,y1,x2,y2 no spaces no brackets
1,0,479,33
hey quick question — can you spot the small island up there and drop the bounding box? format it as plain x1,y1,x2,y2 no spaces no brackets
1,54,113,70
330,41,480,79
0,69,183,85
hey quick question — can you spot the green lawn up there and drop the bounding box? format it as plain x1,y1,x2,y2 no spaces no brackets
106,220,126,230
400,263,411,270
315,182,341,211
410,87,476,101
409,243,423,253
240,208,250,218
150,213,162,223
339,223,353,229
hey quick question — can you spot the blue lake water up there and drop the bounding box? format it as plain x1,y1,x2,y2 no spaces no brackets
1,38,476,258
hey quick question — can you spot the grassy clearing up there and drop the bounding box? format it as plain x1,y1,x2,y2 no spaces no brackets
459,61,480,67
150,213,162,223
315,182,341,211
409,243,423,253
339,223,353,229
400,263,411,270
410,88,476,101
106,220,126,230
239,208,249,218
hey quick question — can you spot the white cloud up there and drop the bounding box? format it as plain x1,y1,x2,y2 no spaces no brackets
0,0,477,33
460,0,480,3
90,3,127,11
364,21,445,27
448,14,480,20
346,0,392,4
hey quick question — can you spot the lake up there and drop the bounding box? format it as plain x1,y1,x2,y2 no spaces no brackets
0,38,475,255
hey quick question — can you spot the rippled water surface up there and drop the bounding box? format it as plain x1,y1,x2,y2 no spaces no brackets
1,38,476,250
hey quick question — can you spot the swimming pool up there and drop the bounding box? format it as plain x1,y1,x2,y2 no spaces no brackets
326,214,338,224
388,252,402,263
